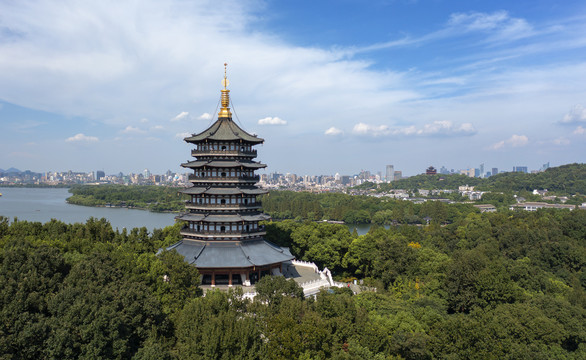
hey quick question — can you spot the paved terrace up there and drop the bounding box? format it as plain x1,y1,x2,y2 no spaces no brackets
200,260,326,296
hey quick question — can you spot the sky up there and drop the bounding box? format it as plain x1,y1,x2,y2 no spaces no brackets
1,0,585,177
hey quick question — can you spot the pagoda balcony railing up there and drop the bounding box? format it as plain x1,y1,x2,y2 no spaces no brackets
191,149,257,157
188,174,260,182
180,227,266,239
184,202,261,209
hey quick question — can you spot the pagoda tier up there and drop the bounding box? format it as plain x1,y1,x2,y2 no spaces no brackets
168,64,293,286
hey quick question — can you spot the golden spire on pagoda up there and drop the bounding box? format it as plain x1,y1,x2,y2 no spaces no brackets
218,62,232,118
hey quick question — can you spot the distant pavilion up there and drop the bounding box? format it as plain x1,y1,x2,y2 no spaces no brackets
167,64,294,286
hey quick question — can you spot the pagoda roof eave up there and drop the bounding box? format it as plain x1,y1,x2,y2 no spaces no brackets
184,118,264,144
181,160,267,169
175,213,271,223
167,239,294,268
179,187,268,195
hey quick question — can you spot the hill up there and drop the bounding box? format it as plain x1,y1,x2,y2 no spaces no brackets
356,163,586,195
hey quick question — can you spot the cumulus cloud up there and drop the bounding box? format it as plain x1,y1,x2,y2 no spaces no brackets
573,126,585,135
171,111,189,122
416,121,476,136
352,123,390,136
66,133,98,142
198,113,212,121
352,121,476,137
151,125,164,131
489,134,529,150
561,105,586,124
324,127,343,136
258,117,287,125
121,126,145,134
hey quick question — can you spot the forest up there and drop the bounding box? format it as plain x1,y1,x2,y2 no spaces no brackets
66,184,186,212
1,206,585,359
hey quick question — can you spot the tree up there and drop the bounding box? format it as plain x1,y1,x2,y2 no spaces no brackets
255,275,304,307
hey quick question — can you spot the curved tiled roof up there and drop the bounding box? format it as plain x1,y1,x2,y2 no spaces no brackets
176,213,270,223
179,186,268,196
167,239,294,268
185,118,264,144
181,160,266,169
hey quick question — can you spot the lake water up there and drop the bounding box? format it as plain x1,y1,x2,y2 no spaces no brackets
0,187,379,235
0,187,176,231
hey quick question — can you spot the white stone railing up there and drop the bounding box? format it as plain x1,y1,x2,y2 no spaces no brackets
299,278,331,296
291,259,319,273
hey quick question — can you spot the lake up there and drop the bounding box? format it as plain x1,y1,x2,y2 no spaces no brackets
0,187,379,235
0,187,176,231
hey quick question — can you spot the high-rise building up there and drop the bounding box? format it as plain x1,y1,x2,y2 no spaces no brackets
394,171,402,180
479,163,484,178
96,170,105,181
386,165,394,182
492,168,498,176
513,166,528,173
168,66,294,287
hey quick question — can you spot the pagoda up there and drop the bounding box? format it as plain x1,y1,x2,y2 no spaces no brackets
168,64,294,287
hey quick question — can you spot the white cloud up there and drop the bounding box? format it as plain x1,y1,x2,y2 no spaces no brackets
258,117,287,125
66,133,98,142
324,127,343,136
448,11,534,41
489,134,529,150
416,121,476,136
352,123,390,136
573,126,585,135
198,113,212,120
121,126,145,134
508,134,529,147
489,140,506,150
171,111,189,122
351,121,476,137
140,118,149,123
151,125,164,131
552,137,570,145
561,105,586,124
175,132,191,139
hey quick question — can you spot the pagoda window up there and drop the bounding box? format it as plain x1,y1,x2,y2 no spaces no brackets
246,224,250,232
220,226,226,232
221,145,226,150
198,198,203,204
221,172,226,177
221,199,226,205
241,146,245,152
197,225,201,231
244,199,248,205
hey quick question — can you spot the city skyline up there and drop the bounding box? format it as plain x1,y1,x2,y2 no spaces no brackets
1,1,586,176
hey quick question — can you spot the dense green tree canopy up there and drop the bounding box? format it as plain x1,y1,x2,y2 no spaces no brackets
1,204,585,359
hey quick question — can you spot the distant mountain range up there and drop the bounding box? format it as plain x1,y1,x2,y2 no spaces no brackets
0,168,22,173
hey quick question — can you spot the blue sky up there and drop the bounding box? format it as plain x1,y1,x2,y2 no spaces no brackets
1,0,585,177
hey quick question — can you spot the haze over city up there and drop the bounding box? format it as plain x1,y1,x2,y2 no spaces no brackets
1,0,585,176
